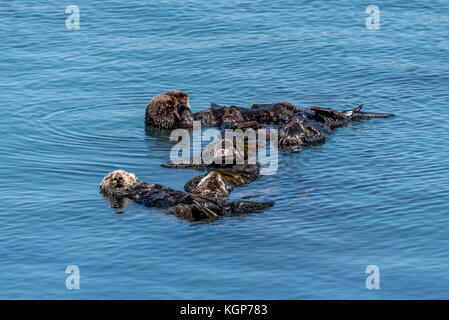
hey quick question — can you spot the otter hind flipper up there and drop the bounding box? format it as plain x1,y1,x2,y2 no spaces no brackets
352,111,396,120
354,104,364,113
344,104,396,120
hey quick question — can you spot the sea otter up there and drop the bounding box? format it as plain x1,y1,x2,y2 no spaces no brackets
100,170,273,221
145,91,395,131
162,137,252,170
100,169,139,196
193,102,297,127
278,121,327,149
145,91,193,129
168,169,272,219
192,103,246,127
100,170,186,208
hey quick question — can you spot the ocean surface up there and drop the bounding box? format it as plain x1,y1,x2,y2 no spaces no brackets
1,0,448,299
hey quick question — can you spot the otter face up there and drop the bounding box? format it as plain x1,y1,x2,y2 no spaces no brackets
168,91,190,108
195,171,228,198
202,138,245,165
145,91,193,129
163,91,191,127
100,170,139,195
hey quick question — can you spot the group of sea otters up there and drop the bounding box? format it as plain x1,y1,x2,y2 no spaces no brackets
100,91,395,221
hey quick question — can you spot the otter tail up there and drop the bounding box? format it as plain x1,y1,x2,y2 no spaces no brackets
344,104,395,120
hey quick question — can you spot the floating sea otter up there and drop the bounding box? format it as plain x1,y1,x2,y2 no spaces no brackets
100,169,273,221
145,91,193,129
145,92,395,140
192,102,296,127
275,104,395,148
101,92,396,221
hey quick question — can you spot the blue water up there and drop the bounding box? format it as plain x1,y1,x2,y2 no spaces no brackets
1,0,448,299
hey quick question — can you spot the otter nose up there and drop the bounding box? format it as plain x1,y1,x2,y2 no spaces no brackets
115,176,123,181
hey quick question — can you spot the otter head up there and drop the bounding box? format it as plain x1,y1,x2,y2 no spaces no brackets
146,91,193,129
278,122,307,148
165,91,194,128
100,170,139,195
195,171,228,198
202,138,245,165
221,106,244,123
278,121,325,148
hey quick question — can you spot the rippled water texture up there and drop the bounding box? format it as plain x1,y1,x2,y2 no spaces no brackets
1,1,448,299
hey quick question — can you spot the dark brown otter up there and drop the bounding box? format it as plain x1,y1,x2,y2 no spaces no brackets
100,170,273,221
250,102,296,124
192,102,296,127
192,103,226,127
168,195,273,220
145,91,193,129
278,121,326,149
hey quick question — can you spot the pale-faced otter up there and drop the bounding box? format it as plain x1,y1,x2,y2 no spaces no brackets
202,138,245,165
162,138,250,169
100,170,273,221
100,170,139,196
100,170,186,208
145,91,193,129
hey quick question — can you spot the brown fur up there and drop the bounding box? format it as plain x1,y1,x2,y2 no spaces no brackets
251,102,296,123
221,106,245,123
145,91,193,129
278,121,326,148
